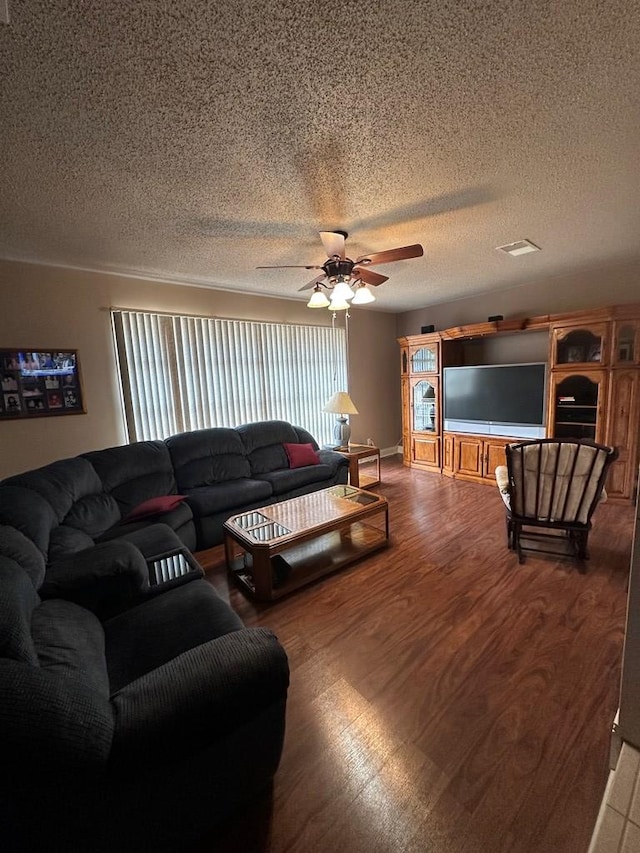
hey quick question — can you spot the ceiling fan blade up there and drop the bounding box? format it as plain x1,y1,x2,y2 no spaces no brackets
319,231,346,259
353,267,389,287
298,274,327,292
355,244,424,266
256,264,323,270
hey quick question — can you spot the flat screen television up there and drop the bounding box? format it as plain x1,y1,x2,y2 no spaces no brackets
443,362,547,438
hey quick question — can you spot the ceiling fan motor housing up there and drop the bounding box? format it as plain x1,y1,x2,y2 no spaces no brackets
323,258,355,282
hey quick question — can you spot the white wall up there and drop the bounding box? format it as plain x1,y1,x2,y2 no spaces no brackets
0,259,401,478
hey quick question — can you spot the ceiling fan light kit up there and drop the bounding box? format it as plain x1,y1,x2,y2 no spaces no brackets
258,231,423,310
307,285,330,308
352,284,376,304
332,279,355,301
328,295,350,312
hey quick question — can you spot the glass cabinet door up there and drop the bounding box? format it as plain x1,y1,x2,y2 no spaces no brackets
552,324,608,368
410,344,438,374
412,379,438,433
612,321,639,365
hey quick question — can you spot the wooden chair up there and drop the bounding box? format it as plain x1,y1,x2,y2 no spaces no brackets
495,438,618,565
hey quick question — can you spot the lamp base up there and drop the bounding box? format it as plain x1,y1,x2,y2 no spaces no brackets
333,416,351,447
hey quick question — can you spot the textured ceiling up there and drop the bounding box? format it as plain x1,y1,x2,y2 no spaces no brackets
1,0,639,312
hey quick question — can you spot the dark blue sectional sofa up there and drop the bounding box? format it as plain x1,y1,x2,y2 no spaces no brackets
0,420,347,851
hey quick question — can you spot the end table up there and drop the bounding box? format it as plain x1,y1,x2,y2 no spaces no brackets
336,444,381,489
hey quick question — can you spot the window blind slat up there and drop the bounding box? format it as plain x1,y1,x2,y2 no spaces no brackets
112,311,347,443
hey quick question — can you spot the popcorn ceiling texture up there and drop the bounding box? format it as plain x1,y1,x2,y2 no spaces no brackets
0,0,639,311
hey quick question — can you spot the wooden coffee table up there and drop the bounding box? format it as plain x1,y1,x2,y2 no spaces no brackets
223,485,389,600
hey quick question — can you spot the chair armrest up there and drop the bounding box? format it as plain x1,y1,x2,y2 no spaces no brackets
110,627,289,768
40,540,150,618
495,465,510,493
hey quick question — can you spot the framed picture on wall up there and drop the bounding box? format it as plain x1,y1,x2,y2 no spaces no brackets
0,350,85,420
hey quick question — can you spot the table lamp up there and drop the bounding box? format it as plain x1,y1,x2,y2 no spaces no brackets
323,391,359,448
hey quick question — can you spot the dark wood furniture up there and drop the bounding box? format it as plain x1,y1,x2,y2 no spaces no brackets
223,485,389,600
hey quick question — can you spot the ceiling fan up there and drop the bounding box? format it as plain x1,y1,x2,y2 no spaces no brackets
257,231,424,308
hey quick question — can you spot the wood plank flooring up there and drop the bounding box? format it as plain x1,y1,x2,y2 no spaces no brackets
191,457,634,853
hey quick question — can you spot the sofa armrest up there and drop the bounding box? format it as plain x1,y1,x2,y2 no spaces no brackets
110,627,289,768
317,448,350,473
0,660,114,783
40,540,150,618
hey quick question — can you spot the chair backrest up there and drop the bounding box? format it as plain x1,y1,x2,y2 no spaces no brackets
506,439,618,525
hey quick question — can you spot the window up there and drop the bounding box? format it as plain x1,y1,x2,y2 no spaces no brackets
112,310,347,443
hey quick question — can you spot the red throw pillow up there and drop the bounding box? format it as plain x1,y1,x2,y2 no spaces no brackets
284,442,320,469
125,495,186,521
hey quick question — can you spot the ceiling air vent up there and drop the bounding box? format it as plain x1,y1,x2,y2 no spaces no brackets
496,239,541,257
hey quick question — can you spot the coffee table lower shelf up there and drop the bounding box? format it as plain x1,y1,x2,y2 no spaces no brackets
228,520,387,600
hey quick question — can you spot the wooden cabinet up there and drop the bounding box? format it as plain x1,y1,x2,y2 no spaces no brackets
550,322,609,369
399,304,640,501
606,370,640,500
398,333,441,472
612,320,640,366
547,369,608,443
449,433,512,484
442,433,454,475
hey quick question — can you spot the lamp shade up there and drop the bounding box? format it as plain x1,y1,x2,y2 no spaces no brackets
307,287,330,308
323,391,359,415
351,284,375,304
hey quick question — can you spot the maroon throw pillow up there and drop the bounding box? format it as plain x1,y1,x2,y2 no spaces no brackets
284,442,320,469
125,494,186,521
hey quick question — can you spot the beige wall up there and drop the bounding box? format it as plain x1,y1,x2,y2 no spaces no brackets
0,260,401,479
396,257,640,337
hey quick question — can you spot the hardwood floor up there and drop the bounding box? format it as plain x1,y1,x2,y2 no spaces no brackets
192,457,634,853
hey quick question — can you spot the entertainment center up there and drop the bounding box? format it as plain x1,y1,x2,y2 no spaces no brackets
398,302,640,502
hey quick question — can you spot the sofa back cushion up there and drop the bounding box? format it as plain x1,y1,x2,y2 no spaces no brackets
32,599,110,698
0,524,46,588
167,428,251,489
0,556,39,664
236,420,300,475
0,484,57,556
82,441,178,517
1,458,121,560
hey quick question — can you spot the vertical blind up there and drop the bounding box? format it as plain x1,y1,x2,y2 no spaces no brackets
111,310,347,443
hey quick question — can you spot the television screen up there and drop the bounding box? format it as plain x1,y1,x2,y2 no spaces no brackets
443,363,546,425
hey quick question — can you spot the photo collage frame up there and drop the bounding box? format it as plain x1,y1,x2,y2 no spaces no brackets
0,350,85,420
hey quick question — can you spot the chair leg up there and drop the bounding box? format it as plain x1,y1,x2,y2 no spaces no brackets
513,521,524,564
506,515,513,549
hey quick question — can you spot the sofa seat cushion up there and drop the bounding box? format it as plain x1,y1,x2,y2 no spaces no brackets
104,579,243,692
255,464,334,496
106,522,185,561
32,599,110,697
184,478,272,516
98,502,194,551
125,494,186,521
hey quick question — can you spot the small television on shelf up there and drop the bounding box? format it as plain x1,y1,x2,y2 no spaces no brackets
443,363,547,439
